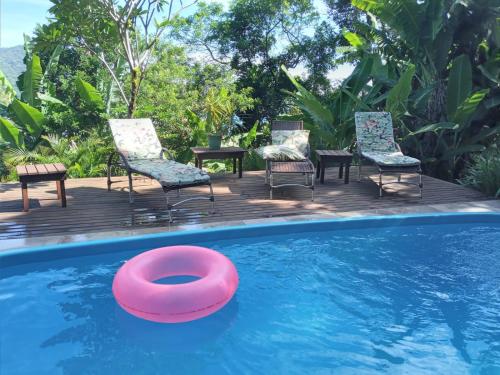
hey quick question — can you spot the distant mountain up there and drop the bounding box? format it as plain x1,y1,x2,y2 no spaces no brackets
0,45,25,92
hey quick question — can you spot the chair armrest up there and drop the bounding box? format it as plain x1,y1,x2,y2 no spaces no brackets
395,143,402,152
161,147,174,160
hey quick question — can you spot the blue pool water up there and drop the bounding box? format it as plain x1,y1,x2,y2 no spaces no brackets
1,214,500,374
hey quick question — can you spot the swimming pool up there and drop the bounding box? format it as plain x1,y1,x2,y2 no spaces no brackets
1,213,499,374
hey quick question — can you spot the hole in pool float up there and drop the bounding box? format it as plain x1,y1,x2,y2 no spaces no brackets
154,275,201,285
112,245,239,323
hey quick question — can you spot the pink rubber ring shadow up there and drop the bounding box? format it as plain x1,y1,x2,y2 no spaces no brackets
112,246,239,323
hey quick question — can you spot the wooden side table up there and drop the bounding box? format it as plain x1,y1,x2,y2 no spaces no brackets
315,150,353,184
191,147,247,178
16,163,67,212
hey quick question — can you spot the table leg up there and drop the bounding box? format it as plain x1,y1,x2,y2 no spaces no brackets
339,163,344,179
233,158,237,174
345,165,350,184
194,157,198,168
320,163,325,184
316,161,321,179
56,180,62,199
21,182,29,212
60,180,67,207
238,157,243,178
198,158,203,170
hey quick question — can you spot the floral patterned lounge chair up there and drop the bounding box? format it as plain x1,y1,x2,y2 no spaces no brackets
107,119,215,221
257,120,315,201
355,112,423,198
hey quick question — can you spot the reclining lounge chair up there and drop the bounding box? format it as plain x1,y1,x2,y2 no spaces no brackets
107,118,215,221
355,112,423,198
258,120,315,201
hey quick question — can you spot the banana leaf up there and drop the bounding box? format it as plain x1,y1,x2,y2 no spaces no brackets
0,117,24,147
447,54,472,119
10,99,45,139
75,78,105,109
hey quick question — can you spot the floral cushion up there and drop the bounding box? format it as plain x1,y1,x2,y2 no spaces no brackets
272,130,310,156
355,112,397,153
362,151,420,167
109,119,162,161
256,145,306,161
128,159,210,187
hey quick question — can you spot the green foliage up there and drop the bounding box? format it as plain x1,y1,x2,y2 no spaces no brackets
447,55,472,119
460,146,500,197
0,68,16,106
75,78,105,110
10,99,45,139
0,117,23,147
3,132,113,180
385,64,415,119
20,54,43,106
178,0,319,124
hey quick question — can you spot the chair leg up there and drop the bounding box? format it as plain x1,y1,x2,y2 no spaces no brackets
398,174,402,182
165,192,173,223
269,172,273,200
265,161,270,184
358,162,362,182
379,172,383,198
107,154,114,192
209,183,216,213
128,172,134,203
311,173,315,202
419,172,423,199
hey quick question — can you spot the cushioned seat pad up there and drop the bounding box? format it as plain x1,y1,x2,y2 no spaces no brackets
362,151,421,167
128,159,210,187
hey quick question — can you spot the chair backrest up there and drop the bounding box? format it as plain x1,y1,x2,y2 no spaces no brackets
354,112,397,153
271,120,309,157
109,118,162,161
272,120,304,131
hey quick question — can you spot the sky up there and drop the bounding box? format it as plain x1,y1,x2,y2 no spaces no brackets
0,0,52,48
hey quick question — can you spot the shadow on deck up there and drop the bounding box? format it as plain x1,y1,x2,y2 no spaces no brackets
0,167,489,242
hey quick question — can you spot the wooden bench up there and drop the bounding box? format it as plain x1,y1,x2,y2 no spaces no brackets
16,163,67,212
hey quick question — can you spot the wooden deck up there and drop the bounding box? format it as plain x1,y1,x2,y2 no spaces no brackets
0,168,488,241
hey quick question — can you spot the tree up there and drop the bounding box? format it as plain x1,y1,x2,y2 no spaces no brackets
49,0,197,117
177,0,318,125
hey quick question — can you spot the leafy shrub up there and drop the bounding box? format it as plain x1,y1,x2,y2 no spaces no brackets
460,147,500,197
3,131,113,180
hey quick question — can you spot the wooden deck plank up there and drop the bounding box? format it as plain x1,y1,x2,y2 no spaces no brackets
0,168,488,241
34,164,48,174
16,165,28,176
25,165,38,175
54,163,67,173
44,164,59,173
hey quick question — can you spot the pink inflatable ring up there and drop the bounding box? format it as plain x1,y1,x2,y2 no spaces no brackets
112,246,239,323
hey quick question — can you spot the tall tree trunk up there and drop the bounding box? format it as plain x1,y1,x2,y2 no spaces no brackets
128,67,140,118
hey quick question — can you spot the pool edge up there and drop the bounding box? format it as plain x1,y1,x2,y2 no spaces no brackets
1,211,499,268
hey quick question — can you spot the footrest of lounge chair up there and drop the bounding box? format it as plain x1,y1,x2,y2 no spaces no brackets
128,159,210,187
270,161,315,173
362,151,420,167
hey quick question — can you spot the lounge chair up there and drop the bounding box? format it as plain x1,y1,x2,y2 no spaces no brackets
107,118,215,221
257,120,315,201
355,112,423,198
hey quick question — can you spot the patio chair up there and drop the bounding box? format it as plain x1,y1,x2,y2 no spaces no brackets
257,120,315,201
355,112,423,198
107,118,215,222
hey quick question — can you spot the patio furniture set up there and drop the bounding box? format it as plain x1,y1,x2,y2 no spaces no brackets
17,112,423,221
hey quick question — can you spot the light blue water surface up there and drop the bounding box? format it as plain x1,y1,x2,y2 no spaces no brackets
1,219,500,374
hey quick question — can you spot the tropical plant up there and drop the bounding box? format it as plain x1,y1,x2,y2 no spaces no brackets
460,146,500,198
48,0,198,117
